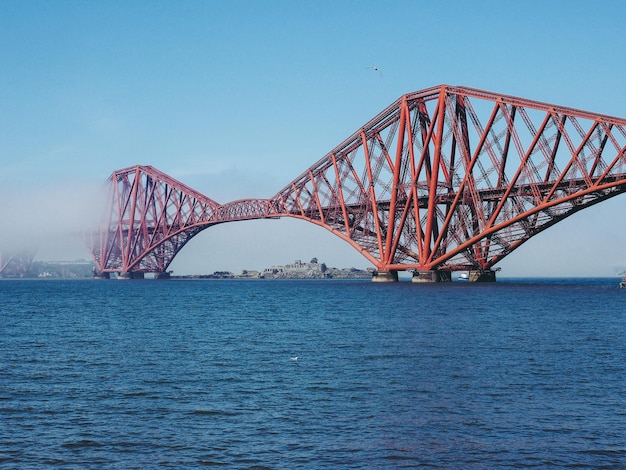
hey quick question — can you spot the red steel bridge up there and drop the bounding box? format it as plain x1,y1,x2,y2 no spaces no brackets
87,85,626,282
0,251,35,278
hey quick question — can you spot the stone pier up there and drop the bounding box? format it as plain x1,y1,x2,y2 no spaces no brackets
92,272,111,280
468,269,497,282
154,272,171,280
411,270,452,283
371,270,399,283
117,271,145,280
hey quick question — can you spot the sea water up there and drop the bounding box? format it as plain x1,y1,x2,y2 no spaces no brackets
1,278,625,468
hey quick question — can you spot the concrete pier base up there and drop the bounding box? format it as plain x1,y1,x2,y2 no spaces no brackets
371,270,399,283
469,270,497,282
154,272,171,280
412,270,452,283
92,272,110,280
118,272,144,280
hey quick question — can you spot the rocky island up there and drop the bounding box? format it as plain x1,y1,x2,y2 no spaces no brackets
173,258,372,280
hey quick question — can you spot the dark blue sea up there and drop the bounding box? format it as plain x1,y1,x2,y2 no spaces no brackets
1,278,625,468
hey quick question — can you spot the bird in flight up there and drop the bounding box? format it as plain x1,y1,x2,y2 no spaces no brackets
366,66,382,77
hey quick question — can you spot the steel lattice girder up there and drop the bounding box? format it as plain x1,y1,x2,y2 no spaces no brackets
90,165,223,273
272,85,626,272
91,85,626,274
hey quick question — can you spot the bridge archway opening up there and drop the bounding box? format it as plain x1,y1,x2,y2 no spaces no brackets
167,217,373,276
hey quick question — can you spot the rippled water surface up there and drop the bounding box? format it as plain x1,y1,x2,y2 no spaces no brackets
1,278,625,468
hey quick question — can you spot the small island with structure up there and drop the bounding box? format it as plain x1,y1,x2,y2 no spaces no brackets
172,258,372,280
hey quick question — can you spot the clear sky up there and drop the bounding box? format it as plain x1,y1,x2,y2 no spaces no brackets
2,0,626,277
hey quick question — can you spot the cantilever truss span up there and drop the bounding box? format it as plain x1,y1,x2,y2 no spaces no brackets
89,85,626,275
89,165,223,274
0,251,35,278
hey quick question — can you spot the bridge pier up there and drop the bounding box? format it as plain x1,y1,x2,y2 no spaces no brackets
411,270,452,283
154,272,171,280
92,271,110,280
117,272,144,280
371,270,399,283
468,270,497,282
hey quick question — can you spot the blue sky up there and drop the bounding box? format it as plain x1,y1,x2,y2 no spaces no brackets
2,0,626,276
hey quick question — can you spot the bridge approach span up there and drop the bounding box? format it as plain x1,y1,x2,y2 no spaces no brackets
88,85,626,281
